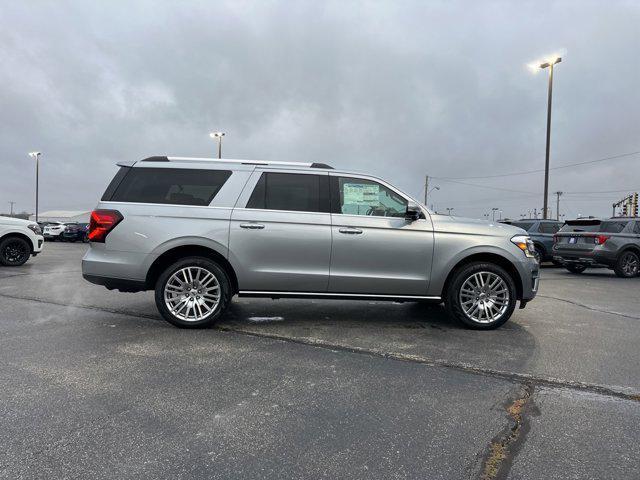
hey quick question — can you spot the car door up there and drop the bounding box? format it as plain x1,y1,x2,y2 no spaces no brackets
229,169,332,292
328,174,434,296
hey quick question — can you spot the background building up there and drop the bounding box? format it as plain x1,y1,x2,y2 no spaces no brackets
29,210,91,223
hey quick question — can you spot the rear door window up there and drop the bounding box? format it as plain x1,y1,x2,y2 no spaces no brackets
246,172,329,213
106,168,231,205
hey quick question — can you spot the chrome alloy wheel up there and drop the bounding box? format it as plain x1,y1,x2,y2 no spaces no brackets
620,252,639,276
459,271,510,324
163,267,221,322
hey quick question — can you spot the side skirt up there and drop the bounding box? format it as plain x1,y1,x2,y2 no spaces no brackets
238,291,441,302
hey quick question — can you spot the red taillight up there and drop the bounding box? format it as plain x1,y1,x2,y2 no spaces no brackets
595,235,610,245
88,209,123,243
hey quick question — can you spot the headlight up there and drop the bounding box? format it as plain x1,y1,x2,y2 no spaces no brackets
27,224,42,235
511,235,535,258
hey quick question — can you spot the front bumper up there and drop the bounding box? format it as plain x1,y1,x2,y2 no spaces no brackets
517,257,539,302
33,235,44,253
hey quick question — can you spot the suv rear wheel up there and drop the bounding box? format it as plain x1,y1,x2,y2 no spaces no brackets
614,250,639,278
0,236,31,266
445,262,517,330
155,256,231,328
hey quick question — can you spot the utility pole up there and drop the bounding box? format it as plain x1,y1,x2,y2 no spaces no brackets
8,201,15,216
424,175,429,206
554,191,563,221
424,175,439,207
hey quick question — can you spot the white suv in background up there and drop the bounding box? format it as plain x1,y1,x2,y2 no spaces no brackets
0,216,44,266
43,222,67,241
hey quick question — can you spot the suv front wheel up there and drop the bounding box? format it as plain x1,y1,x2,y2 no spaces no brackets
0,236,31,266
445,262,517,330
155,256,231,328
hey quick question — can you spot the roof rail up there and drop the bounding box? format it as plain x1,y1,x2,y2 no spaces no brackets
140,156,333,169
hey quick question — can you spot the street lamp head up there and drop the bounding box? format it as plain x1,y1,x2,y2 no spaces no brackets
28,151,41,158
209,132,225,138
540,56,562,69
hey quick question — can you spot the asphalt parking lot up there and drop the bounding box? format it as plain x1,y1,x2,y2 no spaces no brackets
1,242,639,479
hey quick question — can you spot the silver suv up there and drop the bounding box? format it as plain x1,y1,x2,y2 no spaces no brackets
82,157,539,329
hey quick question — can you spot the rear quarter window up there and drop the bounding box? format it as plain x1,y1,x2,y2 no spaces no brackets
104,168,232,206
511,222,535,231
599,221,629,233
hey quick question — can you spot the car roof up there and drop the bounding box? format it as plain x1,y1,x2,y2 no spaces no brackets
125,156,396,183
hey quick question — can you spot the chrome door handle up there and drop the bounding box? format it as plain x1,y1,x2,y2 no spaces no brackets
338,227,363,235
240,223,265,229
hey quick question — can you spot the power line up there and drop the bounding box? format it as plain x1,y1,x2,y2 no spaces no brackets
563,188,640,195
433,150,640,180
436,178,537,195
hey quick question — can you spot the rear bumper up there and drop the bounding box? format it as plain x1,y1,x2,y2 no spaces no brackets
82,273,147,292
82,245,154,286
552,248,616,268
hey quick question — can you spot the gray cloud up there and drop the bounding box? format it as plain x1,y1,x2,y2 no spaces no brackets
2,0,639,219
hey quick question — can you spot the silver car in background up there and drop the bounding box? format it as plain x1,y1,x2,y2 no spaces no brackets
82,157,539,329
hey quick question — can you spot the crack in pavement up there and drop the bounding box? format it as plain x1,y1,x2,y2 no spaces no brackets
478,383,536,480
1,292,639,402
537,294,640,320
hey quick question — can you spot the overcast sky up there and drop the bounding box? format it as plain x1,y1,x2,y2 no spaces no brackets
2,0,639,220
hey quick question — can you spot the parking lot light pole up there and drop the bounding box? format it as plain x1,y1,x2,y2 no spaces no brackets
209,132,225,159
28,152,41,222
539,56,562,219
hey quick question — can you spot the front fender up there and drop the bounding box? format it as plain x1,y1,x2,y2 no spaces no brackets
427,242,525,297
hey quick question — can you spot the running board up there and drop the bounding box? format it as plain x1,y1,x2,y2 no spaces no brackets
238,291,441,302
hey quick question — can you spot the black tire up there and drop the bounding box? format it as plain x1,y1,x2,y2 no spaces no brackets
0,236,31,266
533,246,544,264
613,250,640,278
154,256,231,328
565,264,586,274
444,262,518,330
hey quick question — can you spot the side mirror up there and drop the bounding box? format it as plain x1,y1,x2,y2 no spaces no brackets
405,203,422,222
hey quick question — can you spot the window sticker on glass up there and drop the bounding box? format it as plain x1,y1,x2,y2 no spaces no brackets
343,183,380,205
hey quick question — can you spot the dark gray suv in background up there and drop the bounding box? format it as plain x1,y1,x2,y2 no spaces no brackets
82,157,539,329
553,217,640,277
500,219,563,263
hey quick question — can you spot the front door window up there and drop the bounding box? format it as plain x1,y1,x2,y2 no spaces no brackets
335,177,407,217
